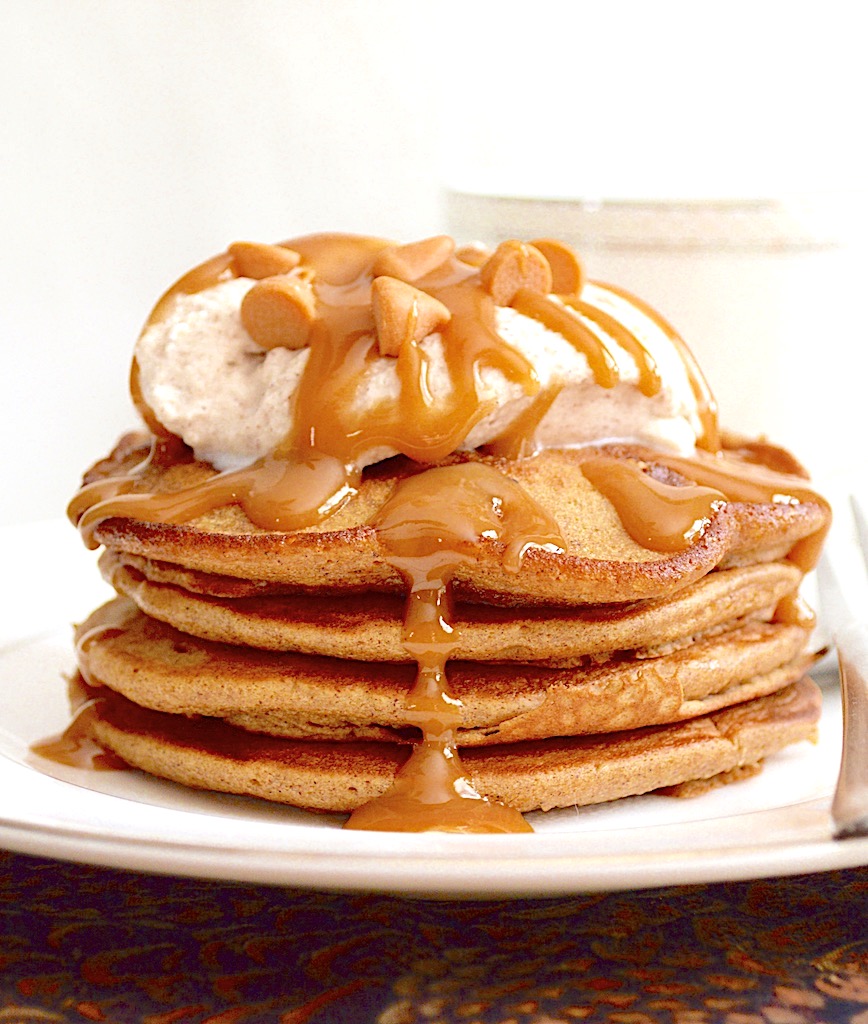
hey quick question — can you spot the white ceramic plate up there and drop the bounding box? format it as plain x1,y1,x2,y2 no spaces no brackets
2,520,867,899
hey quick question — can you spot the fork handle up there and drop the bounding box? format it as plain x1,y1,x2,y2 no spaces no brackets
832,622,868,839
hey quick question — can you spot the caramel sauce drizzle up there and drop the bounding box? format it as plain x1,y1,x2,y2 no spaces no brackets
30,675,127,771
578,448,828,632
649,450,831,572
484,385,565,460
600,282,721,453
772,592,817,629
145,251,235,328
511,288,621,389
289,259,534,466
344,463,564,832
564,298,662,397
580,448,830,572
580,456,726,553
31,599,139,771
73,443,356,546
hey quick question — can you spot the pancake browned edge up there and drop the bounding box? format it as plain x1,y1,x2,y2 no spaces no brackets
85,675,821,813
79,594,815,745
86,439,827,606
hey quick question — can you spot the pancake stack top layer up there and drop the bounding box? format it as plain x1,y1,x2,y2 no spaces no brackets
60,233,832,833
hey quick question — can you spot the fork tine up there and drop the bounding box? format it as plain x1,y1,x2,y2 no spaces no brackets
829,493,868,839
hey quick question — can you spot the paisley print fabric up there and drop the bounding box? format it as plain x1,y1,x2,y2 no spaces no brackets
1,851,866,1023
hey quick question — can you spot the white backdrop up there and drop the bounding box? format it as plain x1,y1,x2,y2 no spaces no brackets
2,0,865,527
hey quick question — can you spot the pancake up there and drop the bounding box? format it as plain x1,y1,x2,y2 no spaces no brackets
101,554,802,663
80,439,829,606
85,676,822,813
77,598,815,745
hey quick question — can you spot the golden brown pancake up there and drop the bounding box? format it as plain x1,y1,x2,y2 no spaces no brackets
77,598,815,746
101,554,802,663
86,676,821,813
83,438,828,606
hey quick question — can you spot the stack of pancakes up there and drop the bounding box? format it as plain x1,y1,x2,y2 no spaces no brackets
71,433,827,817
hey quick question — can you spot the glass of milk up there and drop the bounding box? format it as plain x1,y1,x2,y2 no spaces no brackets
443,189,862,482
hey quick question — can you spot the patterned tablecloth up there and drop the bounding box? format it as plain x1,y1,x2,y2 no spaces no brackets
1,851,866,1024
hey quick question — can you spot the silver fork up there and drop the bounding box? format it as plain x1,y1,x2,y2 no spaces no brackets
817,494,868,839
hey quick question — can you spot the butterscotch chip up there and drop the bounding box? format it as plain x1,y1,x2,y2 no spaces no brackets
240,276,317,350
371,276,452,357
480,240,553,305
372,235,455,283
229,241,301,279
532,238,584,296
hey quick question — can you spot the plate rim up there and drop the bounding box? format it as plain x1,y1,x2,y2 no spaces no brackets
2,795,868,899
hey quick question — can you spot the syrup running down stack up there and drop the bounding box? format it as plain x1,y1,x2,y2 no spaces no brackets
55,232,830,832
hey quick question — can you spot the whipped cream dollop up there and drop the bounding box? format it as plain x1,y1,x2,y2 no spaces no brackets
135,271,706,472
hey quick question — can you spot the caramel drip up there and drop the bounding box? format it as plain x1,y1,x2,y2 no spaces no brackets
129,358,172,438
344,463,565,833
72,596,141,685
651,450,830,572
581,456,726,553
72,445,356,549
510,288,620,389
284,234,539,466
31,599,141,769
76,626,122,687
288,273,535,467
143,251,235,329
484,385,565,460
30,676,128,772
773,592,817,628
725,439,809,478
67,435,191,546
565,298,662,397
601,282,720,452
581,448,830,572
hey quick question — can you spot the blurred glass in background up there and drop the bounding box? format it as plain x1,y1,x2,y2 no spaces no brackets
444,190,862,480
